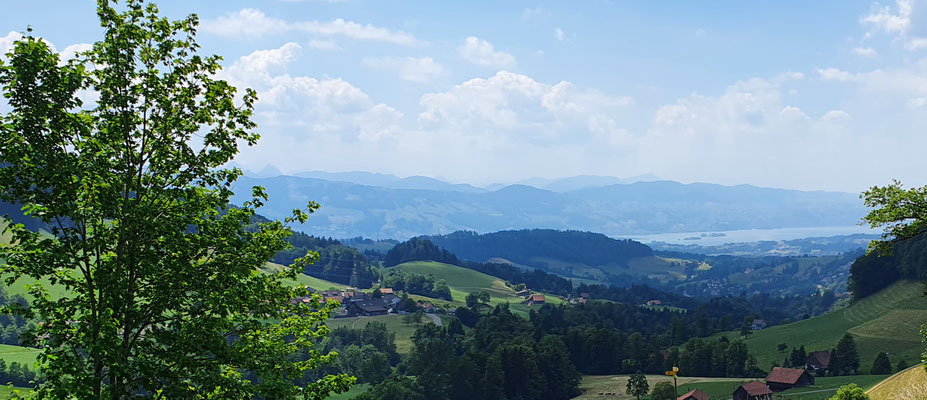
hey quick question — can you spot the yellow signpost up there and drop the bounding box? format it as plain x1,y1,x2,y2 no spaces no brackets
665,367,679,397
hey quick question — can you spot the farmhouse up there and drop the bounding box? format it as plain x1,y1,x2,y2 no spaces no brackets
732,381,772,400
765,367,814,392
677,388,709,400
523,294,546,305
647,299,662,306
378,288,394,295
347,299,390,317
751,319,767,330
805,350,831,371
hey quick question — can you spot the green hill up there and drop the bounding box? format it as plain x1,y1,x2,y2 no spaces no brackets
714,280,927,372
867,364,927,400
388,261,564,314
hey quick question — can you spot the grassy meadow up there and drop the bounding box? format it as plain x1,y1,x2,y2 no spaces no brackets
867,364,927,400
714,280,927,371
325,314,439,354
0,344,38,368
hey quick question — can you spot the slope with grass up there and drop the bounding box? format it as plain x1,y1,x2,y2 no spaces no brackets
388,261,564,315
0,344,39,368
325,314,438,354
576,374,752,400
714,280,927,372
867,364,927,400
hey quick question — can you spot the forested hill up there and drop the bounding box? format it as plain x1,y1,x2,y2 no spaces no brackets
849,232,927,299
420,229,653,266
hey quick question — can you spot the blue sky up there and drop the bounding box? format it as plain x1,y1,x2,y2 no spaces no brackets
3,0,927,192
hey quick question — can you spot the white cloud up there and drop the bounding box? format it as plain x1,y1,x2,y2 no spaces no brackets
59,43,93,62
307,39,340,51
695,28,707,37
852,46,878,57
362,56,443,83
905,37,927,50
817,67,859,82
418,71,633,145
0,31,22,57
201,9,423,46
861,0,912,36
457,36,517,68
522,7,549,19
221,43,403,142
554,28,565,41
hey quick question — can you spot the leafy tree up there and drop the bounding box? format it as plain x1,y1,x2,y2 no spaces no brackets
870,352,892,375
0,1,352,397
778,343,788,352
465,290,490,309
860,180,927,256
354,375,426,400
650,381,675,400
828,384,870,400
836,334,861,375
402,312,421,326
626,372,649,400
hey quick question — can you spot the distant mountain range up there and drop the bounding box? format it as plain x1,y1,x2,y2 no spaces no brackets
230,173,867,240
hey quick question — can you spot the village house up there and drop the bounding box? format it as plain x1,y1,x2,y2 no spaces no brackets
647,299,662,306
765,367,814,392
805,350,831,372
515,289,530,297
751,319,768,330
523,294,545,305
677,388,709,400
732,381,772,400
378,287,394,295
347,298,390,317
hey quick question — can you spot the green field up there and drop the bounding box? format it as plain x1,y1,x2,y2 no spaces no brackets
713,280,927,371
867,364,927,400
389,261,564,315
576,374,887,400
576,374,752,400
0,386,32,399
328,383,370,400
0,344,39,368
325,314,439,354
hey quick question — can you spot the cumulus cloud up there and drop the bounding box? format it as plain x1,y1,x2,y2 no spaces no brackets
418,71,633,145
554,28,565,41
362,56,443,83
221,43,403,142
201,9,422,46
861,0,913,36
817,67,859,82
457,36,517,68
0,31,22,57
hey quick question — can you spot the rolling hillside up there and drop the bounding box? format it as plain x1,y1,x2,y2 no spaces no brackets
714,280,927,371
867,364,927,400
387,261,563,314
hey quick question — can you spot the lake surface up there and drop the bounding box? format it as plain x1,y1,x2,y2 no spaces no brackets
616,225,880,246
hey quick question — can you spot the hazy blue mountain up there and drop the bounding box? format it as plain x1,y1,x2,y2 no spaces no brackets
231,175,867,239
284,171,485,193
542,174,661,192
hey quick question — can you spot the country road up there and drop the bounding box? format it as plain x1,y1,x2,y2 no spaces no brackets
427,313,442,326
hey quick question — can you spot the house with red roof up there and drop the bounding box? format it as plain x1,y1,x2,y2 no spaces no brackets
805,350,831,372
732,381,772,400
677,388,709,400
765,367,814,391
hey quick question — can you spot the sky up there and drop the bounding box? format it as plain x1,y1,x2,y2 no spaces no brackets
2,1,927,192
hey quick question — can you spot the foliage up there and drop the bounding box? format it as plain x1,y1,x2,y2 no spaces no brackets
625,372,649,400
0,1,352,397
465,291,490,308
870,352,892,375
896,358,908,372
383,238,459,267
462,260,572,294
650,381,675,400
860,180,927,256
379,268,451,300
353,375,424,400
423,229,654,268
833,334,861,376
272,231,379,288
828,383,870,400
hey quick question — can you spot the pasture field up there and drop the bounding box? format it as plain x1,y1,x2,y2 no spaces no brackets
867,364,927,400
328,383,370,400
576,374,752,400
325,314,438,354
0,344,39,368
389,261,565,316
713,280,927,371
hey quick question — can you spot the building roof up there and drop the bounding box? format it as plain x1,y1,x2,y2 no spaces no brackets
739,381,773,396
379,288,394,294
766,367,808,384
351,299,390,313
530,294,546,302
752,319,767,325
678,388,709,400
807,351,831,367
